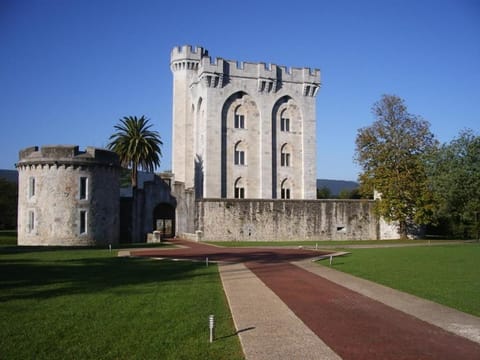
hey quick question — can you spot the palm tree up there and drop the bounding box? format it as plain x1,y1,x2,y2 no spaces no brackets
107,116,163,188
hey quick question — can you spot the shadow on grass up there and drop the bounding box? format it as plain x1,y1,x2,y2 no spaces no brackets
0,254,211,302
0,242,171,255
216,326,256,340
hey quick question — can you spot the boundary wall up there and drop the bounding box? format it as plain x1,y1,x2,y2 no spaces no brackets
195,199,385,241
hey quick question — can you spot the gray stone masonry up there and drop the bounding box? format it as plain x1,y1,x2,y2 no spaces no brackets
17,145,120,246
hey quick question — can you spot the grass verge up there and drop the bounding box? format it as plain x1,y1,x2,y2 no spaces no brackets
0,247,244,359
208,239,459,247
318,244,480,316
0,230,17,245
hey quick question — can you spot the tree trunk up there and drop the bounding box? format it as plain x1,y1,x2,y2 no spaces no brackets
399,220,408,240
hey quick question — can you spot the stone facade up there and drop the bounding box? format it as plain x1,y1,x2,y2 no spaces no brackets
170,45,320,200
16,145,120,246
195,199,380,241
121,173,196,243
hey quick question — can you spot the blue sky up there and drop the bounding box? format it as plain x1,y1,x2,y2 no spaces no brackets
1,0,479,181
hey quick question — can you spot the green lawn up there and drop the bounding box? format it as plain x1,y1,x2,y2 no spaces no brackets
0,247,244,360
208,239,455,247
318,244,480,316
0,230,17,245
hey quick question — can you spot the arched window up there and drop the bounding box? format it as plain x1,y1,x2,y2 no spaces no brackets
281,178,291,199
234,177,245,199
280,144,291,167
234,105,245,129
280,109,290,132
234,141,246,165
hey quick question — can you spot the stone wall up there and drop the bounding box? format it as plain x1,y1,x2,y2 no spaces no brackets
195,199,381,241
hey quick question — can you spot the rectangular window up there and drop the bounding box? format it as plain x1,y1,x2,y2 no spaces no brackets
234,150,245,165
235,187,245,199
281,153,290,167
27,210,34,232
29,177,35,198
281,188,291,199
234,114,245,129
80,210,87,234
281,118,290,132
79,177,88,200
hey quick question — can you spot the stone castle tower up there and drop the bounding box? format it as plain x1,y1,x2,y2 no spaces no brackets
170,46,321,199
16,146,120,246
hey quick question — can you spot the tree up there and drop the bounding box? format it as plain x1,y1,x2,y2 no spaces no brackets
107,116,163,188
426,129,480,239
355,95,438,239
317,186,331,199
0,178,17,229
338,188,362,199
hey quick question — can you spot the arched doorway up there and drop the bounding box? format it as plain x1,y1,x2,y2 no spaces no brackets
153,203,176,239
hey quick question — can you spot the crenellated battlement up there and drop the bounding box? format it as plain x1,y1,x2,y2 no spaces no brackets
171,45,320,93
17,145,120,168
199,56,320,84
170,45,209,71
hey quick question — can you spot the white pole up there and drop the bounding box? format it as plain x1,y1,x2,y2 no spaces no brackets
209,314,215,343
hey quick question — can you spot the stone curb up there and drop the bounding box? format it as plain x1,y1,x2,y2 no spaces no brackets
218,262,340,360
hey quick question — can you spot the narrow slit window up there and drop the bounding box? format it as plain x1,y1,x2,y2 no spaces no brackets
80,210,87,234
79,177,88,200
29,177,35,198
27,210,34,232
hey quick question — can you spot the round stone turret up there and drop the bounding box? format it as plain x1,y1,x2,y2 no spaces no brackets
170,45,208,72
16,145,121,246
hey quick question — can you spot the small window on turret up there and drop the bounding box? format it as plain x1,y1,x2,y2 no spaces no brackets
80,210,87,234
27,210,35,232
281,117,290,132
29,177,35,198
79,177,88,200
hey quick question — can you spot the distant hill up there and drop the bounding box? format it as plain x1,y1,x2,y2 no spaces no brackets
316,179,358,196
0,170,18,184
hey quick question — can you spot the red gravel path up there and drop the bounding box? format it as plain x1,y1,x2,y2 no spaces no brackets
131,239,480,359
247,261,480,360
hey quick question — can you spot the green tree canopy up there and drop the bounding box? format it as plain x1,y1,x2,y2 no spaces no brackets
107,116,163,188
0,178,17,229
316,186,331,199
426,129,480,239
355,94,438,238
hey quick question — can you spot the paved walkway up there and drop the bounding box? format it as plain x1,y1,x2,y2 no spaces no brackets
128,239,480,360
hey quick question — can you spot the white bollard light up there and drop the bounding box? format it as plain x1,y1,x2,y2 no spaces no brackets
329,255,333,266
209,314,215,343
206,257,209,267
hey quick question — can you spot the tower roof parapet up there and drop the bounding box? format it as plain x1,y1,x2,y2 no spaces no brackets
171,45,209,63
17,145,120,168
198,56,320,84
171,45,321,95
